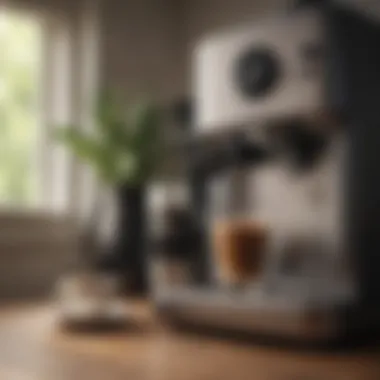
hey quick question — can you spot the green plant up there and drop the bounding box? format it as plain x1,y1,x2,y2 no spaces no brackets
55,92,162,186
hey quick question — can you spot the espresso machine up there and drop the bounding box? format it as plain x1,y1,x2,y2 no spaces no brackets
151,0,380,345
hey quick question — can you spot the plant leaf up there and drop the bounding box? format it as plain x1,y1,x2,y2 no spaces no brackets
54,127,109,176
56,128,95,159
127,101,162,180
54,96,163,186
96,90,131,146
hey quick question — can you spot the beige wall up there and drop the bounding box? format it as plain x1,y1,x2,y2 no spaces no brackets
183,0,286,45
101,0,186,103
182,0,380,44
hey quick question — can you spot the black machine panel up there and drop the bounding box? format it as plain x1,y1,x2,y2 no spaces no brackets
325,4,380,307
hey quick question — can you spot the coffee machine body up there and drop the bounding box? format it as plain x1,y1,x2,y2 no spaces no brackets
153,2,380,343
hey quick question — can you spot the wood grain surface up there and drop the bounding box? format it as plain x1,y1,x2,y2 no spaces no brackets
0,301,378,380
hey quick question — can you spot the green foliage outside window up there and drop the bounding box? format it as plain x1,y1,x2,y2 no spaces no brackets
0,11,41,206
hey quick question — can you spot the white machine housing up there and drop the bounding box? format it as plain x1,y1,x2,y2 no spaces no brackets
194,9,327,135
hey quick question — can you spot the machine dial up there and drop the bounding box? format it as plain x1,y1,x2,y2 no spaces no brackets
234,48,281,98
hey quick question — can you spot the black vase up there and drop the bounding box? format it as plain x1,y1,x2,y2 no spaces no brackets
114,185,147,294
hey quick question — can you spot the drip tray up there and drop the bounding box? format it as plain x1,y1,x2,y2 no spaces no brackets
154,284,353,342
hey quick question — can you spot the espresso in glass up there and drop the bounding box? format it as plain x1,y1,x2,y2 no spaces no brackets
213,220,268,287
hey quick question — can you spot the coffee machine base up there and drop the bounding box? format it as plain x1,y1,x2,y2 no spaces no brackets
153,286,380,348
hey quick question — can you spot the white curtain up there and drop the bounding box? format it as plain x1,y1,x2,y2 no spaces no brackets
39,0,102,218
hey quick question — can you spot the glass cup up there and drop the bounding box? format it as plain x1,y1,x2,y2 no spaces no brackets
212,220,268,288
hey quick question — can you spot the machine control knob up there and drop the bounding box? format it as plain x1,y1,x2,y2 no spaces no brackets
234,48,281,98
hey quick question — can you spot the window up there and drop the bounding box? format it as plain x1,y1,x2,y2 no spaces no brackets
0,10,42,208
0,3,101,215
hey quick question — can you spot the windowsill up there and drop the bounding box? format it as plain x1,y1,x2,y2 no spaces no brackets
0,206,77,227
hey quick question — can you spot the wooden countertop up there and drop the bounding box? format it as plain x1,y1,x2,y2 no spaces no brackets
0,301,379,380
